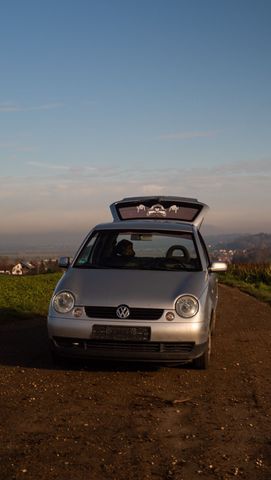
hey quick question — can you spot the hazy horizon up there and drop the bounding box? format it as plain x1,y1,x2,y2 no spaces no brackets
0,222,270,251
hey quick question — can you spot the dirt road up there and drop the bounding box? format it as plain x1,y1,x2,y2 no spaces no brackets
0,285,270,480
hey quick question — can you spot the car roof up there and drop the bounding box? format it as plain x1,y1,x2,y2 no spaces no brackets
93,220,195,233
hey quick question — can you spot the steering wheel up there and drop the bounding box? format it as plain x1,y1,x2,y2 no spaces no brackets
166,245,190,263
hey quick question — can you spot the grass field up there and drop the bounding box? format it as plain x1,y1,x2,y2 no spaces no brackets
0,273,61,319
219,263,271,304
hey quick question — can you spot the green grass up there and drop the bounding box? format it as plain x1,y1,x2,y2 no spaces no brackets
0,273,62,319
219,263,271,305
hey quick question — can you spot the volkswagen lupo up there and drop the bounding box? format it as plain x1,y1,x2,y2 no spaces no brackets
47,196,227,369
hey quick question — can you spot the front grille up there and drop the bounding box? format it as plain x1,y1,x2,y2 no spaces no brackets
53,337,195,354
86,341,194,353
85,306,163,320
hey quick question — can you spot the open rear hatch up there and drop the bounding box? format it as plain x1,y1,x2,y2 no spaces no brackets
110,196,209,228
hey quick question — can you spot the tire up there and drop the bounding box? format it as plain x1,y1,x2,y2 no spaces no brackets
193,332,211,370
50,349,59,364
50,349,66,367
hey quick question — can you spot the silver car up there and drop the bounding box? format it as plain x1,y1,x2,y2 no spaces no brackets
47,196,227,369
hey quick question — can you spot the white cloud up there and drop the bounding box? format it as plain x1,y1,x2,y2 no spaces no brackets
0,133,35,154
211,157,271,175
0,142,34,153
159,130,217,140
27,161,99,173
0,102,64,112
27,161,73,171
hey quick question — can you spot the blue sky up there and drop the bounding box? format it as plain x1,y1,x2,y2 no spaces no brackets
0,0,271,237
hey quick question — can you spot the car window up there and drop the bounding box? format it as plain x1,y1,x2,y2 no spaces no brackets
74,230,201,271
75,232,99,265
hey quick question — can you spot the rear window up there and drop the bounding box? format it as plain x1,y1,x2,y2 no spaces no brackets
74,230,201,272
116,200,202,222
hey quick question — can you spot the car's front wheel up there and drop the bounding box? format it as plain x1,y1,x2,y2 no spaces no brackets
50,349,64,366
193,332,211,370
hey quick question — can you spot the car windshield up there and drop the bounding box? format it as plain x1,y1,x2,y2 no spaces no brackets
74,230,201,271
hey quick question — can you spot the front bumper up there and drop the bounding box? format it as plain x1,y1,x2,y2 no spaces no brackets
48,315,208,363
50,336,207,363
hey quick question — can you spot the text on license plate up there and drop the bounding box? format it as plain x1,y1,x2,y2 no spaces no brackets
92,325,150,341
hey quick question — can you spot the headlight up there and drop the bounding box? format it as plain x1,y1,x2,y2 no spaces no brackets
175,295,199,318
53,291,75,314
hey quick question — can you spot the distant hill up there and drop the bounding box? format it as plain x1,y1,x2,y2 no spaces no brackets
224,233,271,251
1,231,271,262
0,231,86,258
208,233,271,263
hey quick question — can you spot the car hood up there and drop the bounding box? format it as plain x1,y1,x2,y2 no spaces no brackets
56,268,208,309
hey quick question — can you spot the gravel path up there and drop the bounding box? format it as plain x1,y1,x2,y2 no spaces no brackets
0,285,270,480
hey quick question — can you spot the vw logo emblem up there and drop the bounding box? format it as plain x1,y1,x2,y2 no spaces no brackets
116,305,130,319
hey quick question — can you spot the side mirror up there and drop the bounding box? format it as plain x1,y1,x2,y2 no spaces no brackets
58,257,70,269
209,262,227,273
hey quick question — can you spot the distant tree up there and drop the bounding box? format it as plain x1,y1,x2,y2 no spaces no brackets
46,259,61,273
0,256,13,272
39,260,47,274
233,248,271,264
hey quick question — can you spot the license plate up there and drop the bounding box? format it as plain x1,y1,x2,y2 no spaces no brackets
92,325,150,341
